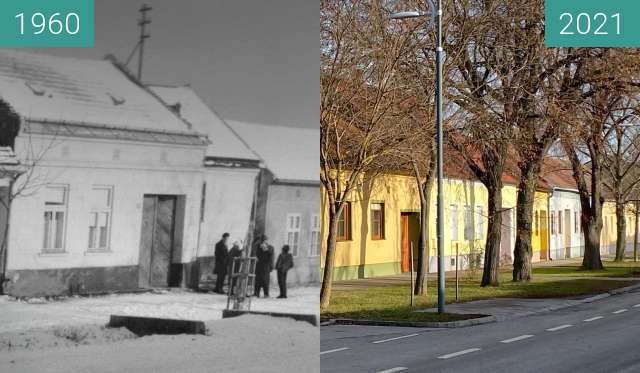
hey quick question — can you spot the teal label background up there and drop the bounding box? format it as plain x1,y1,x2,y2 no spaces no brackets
0,0,94,47
546,0,640,47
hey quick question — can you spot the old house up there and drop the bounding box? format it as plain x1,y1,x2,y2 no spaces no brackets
149,85,261,280
0,50,209,297
227,120,320,286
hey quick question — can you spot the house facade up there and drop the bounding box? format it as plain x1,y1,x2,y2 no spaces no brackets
320,161,566,281
149,85,262,281
1,50,209,297
227,120,320,286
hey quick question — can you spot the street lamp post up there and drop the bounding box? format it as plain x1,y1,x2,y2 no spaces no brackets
391,0,445,314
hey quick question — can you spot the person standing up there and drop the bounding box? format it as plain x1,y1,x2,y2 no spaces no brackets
275,245,294,298
227,241,243,295
213,233,230,294
254,235,274,297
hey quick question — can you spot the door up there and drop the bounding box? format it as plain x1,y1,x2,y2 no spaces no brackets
564,209,572,258
539,211,548,260
401,214,410,273
138,195,177,288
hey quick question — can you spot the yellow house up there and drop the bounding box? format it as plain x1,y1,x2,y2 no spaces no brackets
320,171,540,280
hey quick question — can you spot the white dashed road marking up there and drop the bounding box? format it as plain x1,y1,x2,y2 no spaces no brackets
372,333,420,344
633,304,640,308
546,324,573,332
500,335,534,343
320,347,350,355
375,367,408,373
613,309,628,314
437,348,482,359
583,316,604,322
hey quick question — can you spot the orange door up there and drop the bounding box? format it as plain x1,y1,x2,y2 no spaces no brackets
401,214,410,272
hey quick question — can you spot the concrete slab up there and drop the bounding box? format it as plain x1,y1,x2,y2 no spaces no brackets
108,315,206,336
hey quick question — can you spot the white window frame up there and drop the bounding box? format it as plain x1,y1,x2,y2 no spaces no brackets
87,186,113,252
463,205,473,240
449,204,459,241
310,214,320,257
42,185,68,253
286,213,301,257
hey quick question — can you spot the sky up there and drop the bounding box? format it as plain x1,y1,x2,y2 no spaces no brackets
36,0,319,129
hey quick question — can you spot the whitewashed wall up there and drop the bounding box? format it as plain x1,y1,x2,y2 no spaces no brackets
549,189,584,259
7,133,206,271
198,167,259,256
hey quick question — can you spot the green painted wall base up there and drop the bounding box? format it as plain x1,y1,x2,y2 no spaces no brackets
322,261,402,281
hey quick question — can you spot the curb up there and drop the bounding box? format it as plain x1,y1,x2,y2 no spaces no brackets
323,281,640,328
326,315,496,328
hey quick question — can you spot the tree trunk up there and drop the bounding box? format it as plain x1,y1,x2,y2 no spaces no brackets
482,182,502,287
414,176,434,296
614,201,627,262
582,215,604,270
614,199,626,262
634,202,639,262
320,210,340,311
0,181,12,293
513,165,538,282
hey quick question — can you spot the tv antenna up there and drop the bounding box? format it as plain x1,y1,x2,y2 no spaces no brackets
125,4,152,81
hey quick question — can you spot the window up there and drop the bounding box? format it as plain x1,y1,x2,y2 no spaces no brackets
464,206,473,240
371,203,385,240
574,211,579,233
475,206,484,239
337,202,351,241
449,205,459,241
88,186,113,251
558,211,563,234
286,213,301,256
534,211,539,235
551,211,555,235
310,214,320,257
43,185,68,252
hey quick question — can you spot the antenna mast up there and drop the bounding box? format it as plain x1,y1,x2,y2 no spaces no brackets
137,4,152,81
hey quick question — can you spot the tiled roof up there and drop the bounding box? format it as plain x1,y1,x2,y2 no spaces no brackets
149,85,259,161
226,120,319,183
0,50,198,137
539,157,579,191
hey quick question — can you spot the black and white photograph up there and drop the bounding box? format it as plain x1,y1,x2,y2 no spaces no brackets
0,1,319,372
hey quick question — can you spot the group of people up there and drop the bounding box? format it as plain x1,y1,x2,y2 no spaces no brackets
213,233,294,299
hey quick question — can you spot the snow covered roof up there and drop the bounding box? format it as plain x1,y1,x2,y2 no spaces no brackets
0,147,18,165
225,120,318,183
149,85,259,161
0,50,198,137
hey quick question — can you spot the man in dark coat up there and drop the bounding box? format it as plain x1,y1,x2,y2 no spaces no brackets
227,241,243,295
253,235,274,297
275,245,294,298
213,233,230,294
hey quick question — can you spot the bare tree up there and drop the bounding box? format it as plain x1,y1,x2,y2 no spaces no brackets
602,102,640,261
320,0,417,309
560,49,640,269
445,0,521,286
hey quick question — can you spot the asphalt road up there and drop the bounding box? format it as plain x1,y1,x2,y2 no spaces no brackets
321,289,640,373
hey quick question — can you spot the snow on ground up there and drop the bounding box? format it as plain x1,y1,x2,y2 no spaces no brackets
0,287,319,372
0,286,319,333
0,315,319,373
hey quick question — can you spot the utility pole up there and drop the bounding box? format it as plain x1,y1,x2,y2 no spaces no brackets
137,4,152,81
